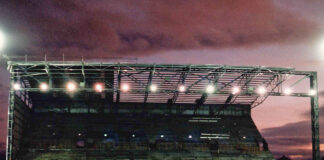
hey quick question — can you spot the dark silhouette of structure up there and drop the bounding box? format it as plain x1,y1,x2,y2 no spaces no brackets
6,62,320,160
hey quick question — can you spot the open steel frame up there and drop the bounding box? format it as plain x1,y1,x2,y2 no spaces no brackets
6,61,321,160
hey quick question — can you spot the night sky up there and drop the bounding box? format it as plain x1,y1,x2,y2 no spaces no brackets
0,0,324,159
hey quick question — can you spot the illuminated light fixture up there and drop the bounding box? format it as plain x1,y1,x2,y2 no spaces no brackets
232,86,240,95
0,30,5,51
206,85,215,94
309,89,317,96
13,83,21,90
160,134,164,138
188,135,192,139
94,83,104,92
121,83,130,92
150,84,158,92
78,133,82,136
39,82,49,92
283,88,292,95
316,37,324,57
256,86,267,95
104,133,108,137
178,85,186,92
132,134,135,138
66,81,77,92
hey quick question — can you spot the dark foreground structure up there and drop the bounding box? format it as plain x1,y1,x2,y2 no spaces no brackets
6,62,320,160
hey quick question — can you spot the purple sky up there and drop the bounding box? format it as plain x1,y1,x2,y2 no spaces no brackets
0,0,324,159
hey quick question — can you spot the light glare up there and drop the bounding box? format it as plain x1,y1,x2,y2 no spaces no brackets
13,83,21,90
0,30,5,51
206,85,215,93
66,81,77,92
150,85,157,92
309,89,317,96
283,88,292,95
94,83,104,92
257,86,267,95
39,82,49,92
317,37,324,56
232,86,240,95
121,83,130,92
178,85,186,92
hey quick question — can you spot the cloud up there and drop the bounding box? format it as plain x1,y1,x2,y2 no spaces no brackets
0,0,319,59
0,142,4,151
261,108,324,159
319,90,324,96
301,106,324,119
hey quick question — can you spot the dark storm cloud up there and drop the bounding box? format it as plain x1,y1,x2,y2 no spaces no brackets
0,0,318,59
301,106,324,118
319,90,324,96
262,118,324,137
265,136,311,146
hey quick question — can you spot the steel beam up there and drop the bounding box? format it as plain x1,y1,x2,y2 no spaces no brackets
116,68,122,103
144,71,153,104
6,79,15,160
310,72,320,160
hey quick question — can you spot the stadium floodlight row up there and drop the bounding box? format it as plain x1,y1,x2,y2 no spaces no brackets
6,61,321,160
7,61,317,106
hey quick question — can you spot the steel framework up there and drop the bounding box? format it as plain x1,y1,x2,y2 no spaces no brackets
6,61,321,160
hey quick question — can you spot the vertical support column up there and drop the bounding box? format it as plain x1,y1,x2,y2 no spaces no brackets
115,66,122,113
143,70,153,113
310,72,320,160
6,80,15,160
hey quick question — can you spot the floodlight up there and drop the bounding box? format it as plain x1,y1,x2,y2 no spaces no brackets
78,133,82,136
283,88,292,95
0,30,5,51
178,85,186,92
317,37,324,55
309,89,317,96
188,135,192,139
232,86,240,95
66,81,77,92
94,83,104,92
121,83,130,92
132,134,135,138
256,86,267,95
104,133,107,137
150,84,158,92
39,82,49,92
160,134,164,138
206,85,215,94
13,83,21,90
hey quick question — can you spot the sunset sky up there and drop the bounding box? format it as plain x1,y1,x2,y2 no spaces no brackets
0,0,324,159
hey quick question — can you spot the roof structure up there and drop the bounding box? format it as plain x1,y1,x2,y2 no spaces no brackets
7,61,315,108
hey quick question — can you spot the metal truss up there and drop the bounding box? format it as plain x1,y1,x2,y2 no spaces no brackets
7,61,314,105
